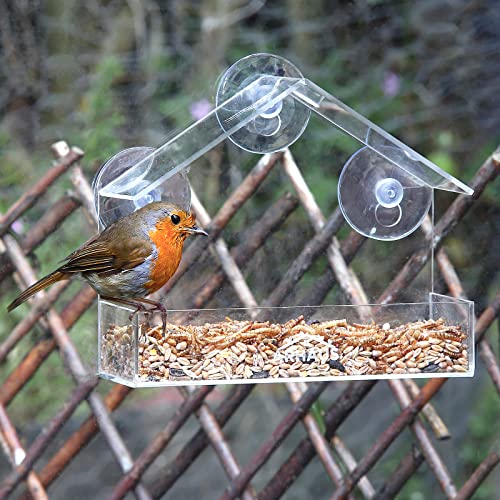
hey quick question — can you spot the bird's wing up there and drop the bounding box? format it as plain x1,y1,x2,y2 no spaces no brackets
59,236,152,274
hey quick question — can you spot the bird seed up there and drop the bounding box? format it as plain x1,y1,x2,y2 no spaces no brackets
101,316,470,383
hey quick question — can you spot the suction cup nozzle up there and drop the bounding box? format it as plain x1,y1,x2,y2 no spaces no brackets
338,146,432,241
93,147,191,228
216,53,310,153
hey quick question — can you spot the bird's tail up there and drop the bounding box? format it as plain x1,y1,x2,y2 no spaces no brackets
7,271,67,312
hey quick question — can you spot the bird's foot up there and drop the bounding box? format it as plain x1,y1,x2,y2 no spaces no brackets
133,298,168,338
130,309,153,330
101,296,167,337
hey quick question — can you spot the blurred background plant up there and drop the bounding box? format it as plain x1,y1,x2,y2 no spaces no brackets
0,1,498,498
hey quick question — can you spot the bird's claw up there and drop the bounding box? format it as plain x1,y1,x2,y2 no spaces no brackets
103,296,167,337
160,310,167,338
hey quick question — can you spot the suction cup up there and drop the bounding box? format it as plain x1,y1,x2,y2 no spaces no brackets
338,146,432,240
93,147,191,228
216,53,310,153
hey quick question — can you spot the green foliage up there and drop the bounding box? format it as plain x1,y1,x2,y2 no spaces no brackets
395,467,429,500
1,5,498,491
157,93,194,131
428,151,457,177
1,302,99,424
73,56,125,166
309,400,326,434
0,129,39,202
460,382,500,500
470,140,500,203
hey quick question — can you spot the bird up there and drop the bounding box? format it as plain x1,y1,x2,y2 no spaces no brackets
7,201,207,332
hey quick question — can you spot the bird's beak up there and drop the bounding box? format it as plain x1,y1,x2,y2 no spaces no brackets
183,225,208,236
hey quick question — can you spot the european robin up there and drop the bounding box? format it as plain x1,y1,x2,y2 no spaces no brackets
7,201,207,331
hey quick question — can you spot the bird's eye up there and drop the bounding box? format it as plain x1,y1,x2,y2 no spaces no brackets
170,214,181,225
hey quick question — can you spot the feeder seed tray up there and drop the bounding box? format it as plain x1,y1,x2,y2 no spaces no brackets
95,53,475,387
98,298,474,387
135,317,467,381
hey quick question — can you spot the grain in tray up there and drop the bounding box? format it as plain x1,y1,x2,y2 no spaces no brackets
100,315,469,382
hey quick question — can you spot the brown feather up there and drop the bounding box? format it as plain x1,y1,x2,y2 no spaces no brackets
57,237,151,275
8,225,152,310
7,271,67,311
7,201,201,311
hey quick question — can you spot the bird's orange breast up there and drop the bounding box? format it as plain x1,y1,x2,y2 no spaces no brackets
145,222,184,293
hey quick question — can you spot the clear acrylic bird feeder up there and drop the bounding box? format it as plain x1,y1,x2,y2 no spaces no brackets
94,54,474,387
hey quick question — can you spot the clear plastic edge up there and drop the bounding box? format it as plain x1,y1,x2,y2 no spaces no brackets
100,369,473,390
429,292,475,377
100,296,473,315
98,75,473,202
97,298,103,375
293,79,474,195
98,76,303,200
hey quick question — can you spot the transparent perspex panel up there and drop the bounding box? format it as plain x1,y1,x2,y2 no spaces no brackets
98,301,138,382
96,54,472,243
98,294,474,388
98,76,472,203
93,54,475,387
